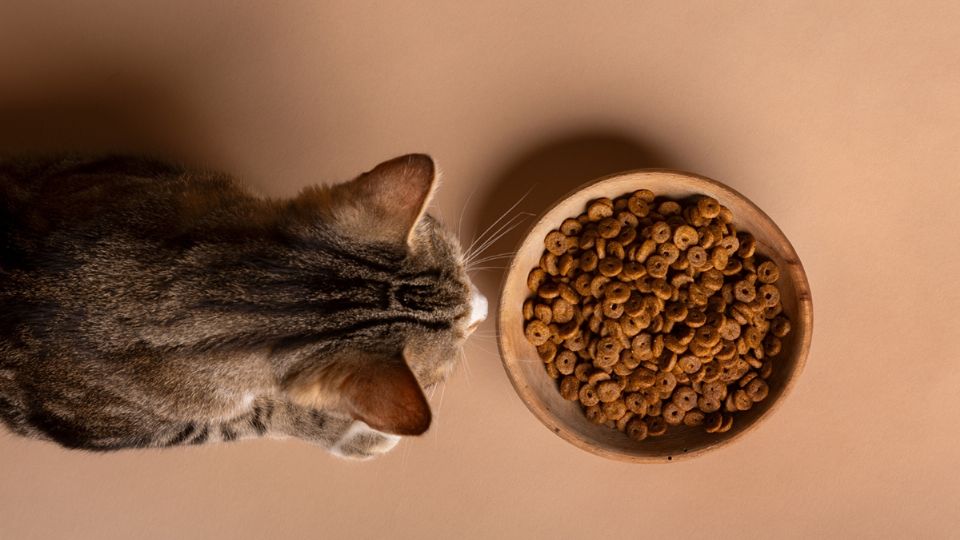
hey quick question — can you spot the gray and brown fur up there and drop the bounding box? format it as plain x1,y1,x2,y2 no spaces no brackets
0,154,481,459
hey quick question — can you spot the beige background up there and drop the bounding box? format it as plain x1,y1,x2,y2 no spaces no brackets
1,1,959,538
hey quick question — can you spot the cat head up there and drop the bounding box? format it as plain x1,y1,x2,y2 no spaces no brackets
284,154,487,436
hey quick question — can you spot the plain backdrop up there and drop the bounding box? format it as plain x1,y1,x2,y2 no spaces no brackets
1,1,959,538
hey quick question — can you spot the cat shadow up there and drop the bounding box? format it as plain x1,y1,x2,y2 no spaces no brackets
467,132,677,304
0,69,217,165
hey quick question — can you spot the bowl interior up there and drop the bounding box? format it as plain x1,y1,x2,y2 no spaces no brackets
497,170,812,462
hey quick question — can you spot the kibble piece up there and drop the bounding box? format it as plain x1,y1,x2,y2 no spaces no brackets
687,246,708,269
647,416,668,436
524,320,551,346
585,405,607,424
545,362,560,379
560,218,582,236
544,230,569,256
523,299,535,321
552,298,575,324
704,412,724,433
602,399,628,421
683,410,706,427
673,225,699,250
579,384,600,407
745,378,769,402
758,284,780,308
734,280,756,303
604,282,631,303
625,392,648,415
645,255,669,279
587,200,614,221
672,386,698,411
763,335,782,356
597,217,622,239
718,235,740,256
559,375,580,401
597,380,622,403
626,418,649,441
527,268,547,293
537,341,558,363
534,303,553,324
555,351,577,375
698,395,722,413
697,197,721,219
662,403,685,425
574,362,591,382
757,260,780,283
734,389,753,411
737,232,756,258
771,316,791,337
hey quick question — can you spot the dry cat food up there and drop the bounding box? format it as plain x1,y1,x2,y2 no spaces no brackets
522,190,791,440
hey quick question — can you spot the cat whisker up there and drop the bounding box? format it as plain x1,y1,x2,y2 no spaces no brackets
466,251,518,266
457,183,483,245
464,212,533,265
462,189,532,261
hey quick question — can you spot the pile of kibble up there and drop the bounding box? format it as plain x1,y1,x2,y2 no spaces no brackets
522,190,791,440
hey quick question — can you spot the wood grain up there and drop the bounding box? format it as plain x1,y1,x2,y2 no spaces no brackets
497,170,813,463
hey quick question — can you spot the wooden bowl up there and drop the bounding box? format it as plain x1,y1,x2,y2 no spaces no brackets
497,169,813,462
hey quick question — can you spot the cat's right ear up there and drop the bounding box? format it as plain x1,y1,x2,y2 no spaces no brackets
331,154,437,248
283,350,432,436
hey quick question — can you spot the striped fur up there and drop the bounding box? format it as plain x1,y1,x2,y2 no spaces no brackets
0,154,481,458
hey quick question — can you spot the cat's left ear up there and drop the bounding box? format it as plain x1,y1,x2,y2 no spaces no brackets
338,154,437,247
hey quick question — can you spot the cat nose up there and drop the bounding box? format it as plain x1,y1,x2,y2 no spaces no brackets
467,284,488,332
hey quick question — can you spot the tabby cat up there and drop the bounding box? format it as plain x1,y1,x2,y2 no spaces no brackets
0,154,487,459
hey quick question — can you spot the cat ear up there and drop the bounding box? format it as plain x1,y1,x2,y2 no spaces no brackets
283,350,432,436
337,154,437,247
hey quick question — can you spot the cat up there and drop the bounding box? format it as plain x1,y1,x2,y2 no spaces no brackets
0,153,487,459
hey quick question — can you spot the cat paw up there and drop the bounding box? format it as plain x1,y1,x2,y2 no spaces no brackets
329,421,401,460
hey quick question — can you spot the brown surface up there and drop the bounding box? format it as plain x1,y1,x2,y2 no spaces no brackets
498,170,813,462
1,1,958,538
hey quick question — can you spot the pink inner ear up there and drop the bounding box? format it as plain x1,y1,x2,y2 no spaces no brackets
355,154,435,241
341,357,432,436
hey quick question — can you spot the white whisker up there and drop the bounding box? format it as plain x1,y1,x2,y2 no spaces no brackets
463,189,532,261
465,212,534,265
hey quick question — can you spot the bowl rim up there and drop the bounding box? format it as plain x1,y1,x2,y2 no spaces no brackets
495,168,814,463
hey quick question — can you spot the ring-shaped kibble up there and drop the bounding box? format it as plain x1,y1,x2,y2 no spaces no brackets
684,310,706,329
598,257,623,278
617,227,637,246
716,414,734,433
743,327,762,349
604,282,631,303
627,196,650,218
590,275,610,298
652,333,665,357
606,241,626,260
564,332,588,352
544,230,569,256
646,416,668,436
678,355,702,374
683,410,705,427
602,399,627,421
722,259,742,277
645,255,669,278
579,384,600,407
556,321,579,340
658,200,682,216
771,316,791,337
620,316,645,337
540,252,559,275
746,378,769,402
626,417,649,441
655,371,677,394
537,341,558,363
523,298,535,321
533,304,552,324
737,232,756,258
587,200,614,221
623,295,645,317
574,362,591,382
764,302,783,320
585,405,607,424
649,221,672,244
758,284,780,308
632,189,655,203
734,389,753,411
621,261,645,280
718,235,740,256
625,392,648,415
635,239,657,262
694,326,720,347
710,247,729,270
544,362,560,379
673,225,699,250
665,302,688,322
698,268,723,292
560,218,583,236
580,251,599,273
573,274,592,297
524,319,551,346
757,260,780,283
597,380,622,403
651,278,673,300
559,375,580,400
701,364,721,383
662,403,685,425
686,246,708,268
552,298,574,324
699,396,722,414
672,386,698,411
555,351,577,375
697,197,721,219
763,335,782,356
719,319,741,341
657,242,680,265
617,211,639,228
734,280,756,303
597,217,621,239
579,229,598,250
538,281,561,300
602,300,625,319
527,268,547,294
